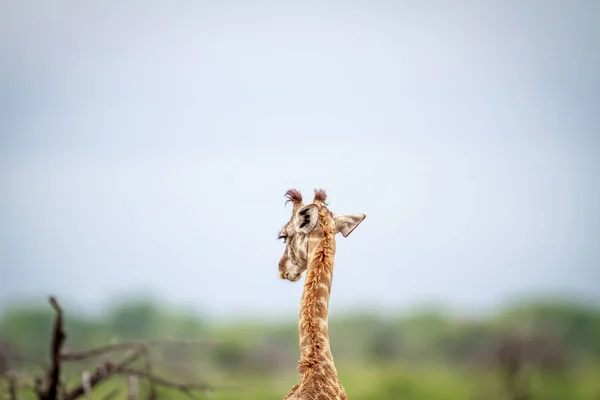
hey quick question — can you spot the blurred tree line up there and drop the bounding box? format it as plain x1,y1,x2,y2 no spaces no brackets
1,297,599,399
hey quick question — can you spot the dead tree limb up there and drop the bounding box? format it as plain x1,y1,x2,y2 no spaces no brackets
141,348,156,400
62,343,139,362
127,375,138,400
34,377,44,398
37,297,66,400
117,367,242,393
62,339,213,362
81,371,92,400
9,296,235,400
497,335,529,400
7,373,18,400
63,347,143,400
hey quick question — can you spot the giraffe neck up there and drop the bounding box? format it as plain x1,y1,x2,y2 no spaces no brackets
297,211,337,373
285,208,347,399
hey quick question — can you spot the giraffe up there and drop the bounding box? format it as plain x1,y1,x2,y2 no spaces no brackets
277,188,366,400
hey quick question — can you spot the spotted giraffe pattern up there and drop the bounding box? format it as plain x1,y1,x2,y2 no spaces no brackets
277,189,365,400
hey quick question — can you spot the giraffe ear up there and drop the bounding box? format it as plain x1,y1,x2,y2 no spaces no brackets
333,213,366,237
294,204,319,234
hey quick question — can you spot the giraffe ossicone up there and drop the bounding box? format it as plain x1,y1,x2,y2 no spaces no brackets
277,188,366,400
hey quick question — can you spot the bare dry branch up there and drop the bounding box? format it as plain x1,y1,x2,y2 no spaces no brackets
497,335,530,400
34,377,44,399
62,343,143,362
141,348,156,400
81,371,92,400
40,296,67,400
127,375,138,400
7,373,18,400
7,296,230,400
62,339,214,362
117,367,242,393
64,348,143,400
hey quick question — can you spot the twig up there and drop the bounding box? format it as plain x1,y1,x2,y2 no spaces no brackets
117,367,242,393
39,296,66,400
64,348,143,400
497,335,529,400
7,298,227,400
34,377,44,399
127,375,138,400
141,348,156,400
62,343,146,362
62,339,213,362
2,369,41,393
82,371,92,400
7,373,18,400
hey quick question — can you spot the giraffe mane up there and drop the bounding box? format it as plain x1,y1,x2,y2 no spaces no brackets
298,206,336,373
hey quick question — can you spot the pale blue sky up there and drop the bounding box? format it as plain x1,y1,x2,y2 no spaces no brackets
1,1,599,320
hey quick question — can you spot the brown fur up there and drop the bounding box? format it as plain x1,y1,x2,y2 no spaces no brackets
285,189,304,205
279,189,365,400
313,188,327,203
285,207,345,400
298,206,335,372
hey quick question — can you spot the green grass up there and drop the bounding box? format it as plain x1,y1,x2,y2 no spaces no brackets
3,362,600,400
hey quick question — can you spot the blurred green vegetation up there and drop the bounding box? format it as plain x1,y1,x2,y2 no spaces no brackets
1,297,599,399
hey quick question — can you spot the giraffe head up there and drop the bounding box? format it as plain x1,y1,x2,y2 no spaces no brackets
278,188,366,282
